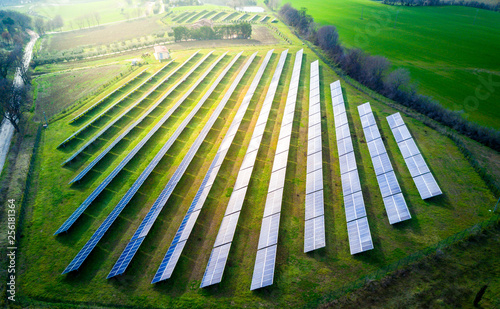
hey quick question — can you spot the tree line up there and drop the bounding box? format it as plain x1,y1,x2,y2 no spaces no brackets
382,0,499,12
172,23,252,41
279,3,500,151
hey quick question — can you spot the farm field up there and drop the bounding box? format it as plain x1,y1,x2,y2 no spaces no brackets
288,0,500,128
15,42,498,308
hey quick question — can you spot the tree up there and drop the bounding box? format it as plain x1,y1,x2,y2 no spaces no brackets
93,11,101,26
34,17,45,34
0,77,30,133
317,25,342,59
52,15,64,30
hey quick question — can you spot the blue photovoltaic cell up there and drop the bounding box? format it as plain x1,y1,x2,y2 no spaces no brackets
357,103,372,117
360,113,376,128
305,190,324,220
341,170,362,196
398,139,420,159
367,138,387,157
377,171,402,198
306,169,323,194
414,172,442,200
339,152,357,175
56,51,217,236
363,125,381,143
344,191,366,223
347,217,374,255
335,124,350,140
337,137,354,157
371,152,393,176
250,245,277,290
152,51,271,283
386,112,405,129
404,154,430,178
257,213,281,249
304,215,326,253
392,125,412,143
383,193,411,224
200,243,231,288
202,49,289,289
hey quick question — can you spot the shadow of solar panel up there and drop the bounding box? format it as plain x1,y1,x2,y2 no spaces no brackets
387,112,404,129
341,170,362,196
305,190,324,220
357,103,372,117
258,213,280,249
405,154,430,177
335,124,351,140
339,151,357,175
307,151,323,174
367,138,387,157
364,124,381,142
414,172,442,199
383,193,411,224
200,243,231,288
306,169,323,194
392,125,412,143
372,152,393,176
377,171,402,198
337,136,354,157
214,212,240,247
264,187,283,217
347,217,374,255
250,245,277,290
398,139,420,159
304,215,326,252
344,191,366,222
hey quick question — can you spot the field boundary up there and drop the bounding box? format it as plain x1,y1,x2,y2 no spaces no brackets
309,212,500,307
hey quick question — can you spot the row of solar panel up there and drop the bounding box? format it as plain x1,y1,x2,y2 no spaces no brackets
58,60,174,148
55,51,216,235
62,52,237,275
68,53,199,183
357,103,411,225
304,60,326,255
387,113,442,199
70,68,148,123
106,51,238,279
251,49,303,291
330,81,374,255
201,49,289,288
152,51,267,284
62,59,184,165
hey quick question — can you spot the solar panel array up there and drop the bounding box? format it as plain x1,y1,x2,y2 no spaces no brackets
330,81,374,255
358,103,411,225
58,60,174,148
55,51,217,235
303,60,326,254
200,49,289,288
68,51,200,182
62,51,241,275
250,49,303,291
70,69,148,123
151,51,269,284
387,113,442,199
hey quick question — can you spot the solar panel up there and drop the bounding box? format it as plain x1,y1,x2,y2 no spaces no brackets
347,217,374,255
360,113,377,128
414,172,442,199
306,169,323,194
309,122,322,140
309,110,321,127
309,102,321,116
383,193,411,224
278,122,293,140
367,138,387,157
151,240,186,283
268,167,287,193
257,213,281,249
304,215,326,253
307,151,323,174
398,139,420,159
386,112,405,129
339,152,357,175
334,112,348,128
392,125,412,143
225,188,246,216
151,51,271,283
341,170,362,196
240,150,259,170
263,187,284,217
333,103,346,116
337,136,354,157
200,243,231,288
214,212,240,247
305,190,325,220
276,134,292,155
344,191,367,223
404,154,430,177
371,152,394,176
336,124,351,140
201,50,289,288
247,136,261,153
308,135,322,155
281,110,295,126
363,124,382,142
357,103,372,117
250,245,277,290
376,171,402,198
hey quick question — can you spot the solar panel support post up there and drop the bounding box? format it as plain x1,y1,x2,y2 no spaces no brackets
493,196,500,213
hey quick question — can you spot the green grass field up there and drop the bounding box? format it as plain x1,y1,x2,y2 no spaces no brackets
15,41,498,308
288,0,500,128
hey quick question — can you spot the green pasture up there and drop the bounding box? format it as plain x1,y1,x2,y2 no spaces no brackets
288,0,500,128
16,44,497,308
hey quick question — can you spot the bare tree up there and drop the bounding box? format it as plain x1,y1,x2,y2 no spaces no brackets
0,77,30,133
93,11,101,26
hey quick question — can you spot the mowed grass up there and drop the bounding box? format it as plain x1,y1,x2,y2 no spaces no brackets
17,45,497,308
288,0,500,128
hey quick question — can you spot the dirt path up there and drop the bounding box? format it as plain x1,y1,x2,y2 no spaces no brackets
0,30,38,176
